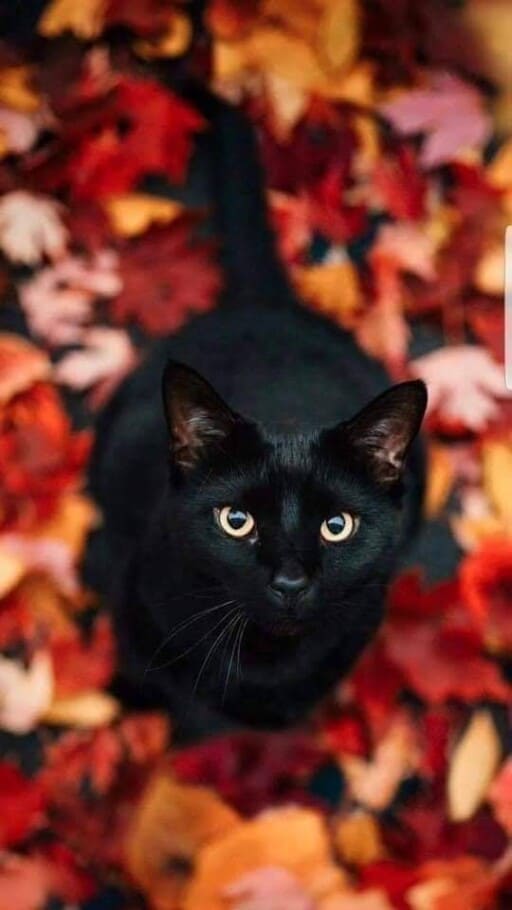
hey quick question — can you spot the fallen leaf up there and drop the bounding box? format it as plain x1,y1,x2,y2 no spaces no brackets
380,73,492,169
43,690,120,727
111,219,223,334
135,11,193,59
184,807,347,910
0,764,46,847
424,444,455,519
0,106,50,155
411,346,512,433
54,327,138,409
488,759,512,835
19,251,121,346
223,866,316,910
103,192,183,237
295,259,361,326
0,67,41,113
342,713,420,811
447,710,502,822
125,773,240,910
0,192,68,265
38,0,107,39
0,651,53,734
334,811,385,867
0,334,50,404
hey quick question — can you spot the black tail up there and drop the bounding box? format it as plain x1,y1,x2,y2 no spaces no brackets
180,87,297,309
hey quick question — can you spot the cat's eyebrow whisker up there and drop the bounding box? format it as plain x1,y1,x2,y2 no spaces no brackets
192,611,241,698
144,599,237,673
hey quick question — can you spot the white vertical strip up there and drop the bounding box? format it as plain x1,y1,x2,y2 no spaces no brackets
506,226,512,390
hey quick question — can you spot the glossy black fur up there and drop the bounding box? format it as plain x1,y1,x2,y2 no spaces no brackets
88,93,427,739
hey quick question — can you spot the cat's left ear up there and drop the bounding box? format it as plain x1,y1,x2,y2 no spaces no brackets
162,361,240,471
343,380,428,486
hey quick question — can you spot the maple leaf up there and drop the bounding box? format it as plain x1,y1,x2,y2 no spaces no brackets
488,759,512,836
67,77,206,201
50,614,115,698
111,219,223,335
54,326,138,410
0,764,46,847
0,849,94,910
411,346,512,433
380,73,492,169
19,251,121,346
0,334,50,405
0,192,68,265
38,0,106,40
0,106,50,155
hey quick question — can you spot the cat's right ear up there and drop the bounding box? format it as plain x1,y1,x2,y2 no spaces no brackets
162,361,239,472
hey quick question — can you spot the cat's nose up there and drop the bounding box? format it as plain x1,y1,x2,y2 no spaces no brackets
270,566,309,599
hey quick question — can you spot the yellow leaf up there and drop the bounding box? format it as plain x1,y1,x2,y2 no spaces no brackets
447,709,502,822
103,193,184,238
0,67,41,113
184,807,348,910
38,0,106,39
334,811,385,867
487,139,512,190
463,0,512,132
0,547,25,598
125,774,240,910
44,690,119,727
135,12,193,59
424,443,454,519
264,73,308,139
474,245,504,295
19,574,77,636
295,261,362,326
317,0,360,74
482,439,512,530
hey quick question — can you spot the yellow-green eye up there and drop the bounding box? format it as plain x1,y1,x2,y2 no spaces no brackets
320,512,358,543
217,506,256,539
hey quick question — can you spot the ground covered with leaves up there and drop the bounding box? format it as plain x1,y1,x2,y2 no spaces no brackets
1,1,512,908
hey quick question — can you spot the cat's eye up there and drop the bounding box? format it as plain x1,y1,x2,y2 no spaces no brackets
320,512,358,543
217,506,256,539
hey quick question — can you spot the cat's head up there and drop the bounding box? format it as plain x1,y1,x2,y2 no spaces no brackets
162,360,427,638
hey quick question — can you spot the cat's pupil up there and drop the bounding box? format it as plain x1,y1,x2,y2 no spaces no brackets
327,515,345,535
228,510,248,529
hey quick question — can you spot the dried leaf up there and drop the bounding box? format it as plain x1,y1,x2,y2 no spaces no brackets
447,710,502,822
0,67,41,113
334,811,385,867
0,192,68,265
295,260,361,326
54,327,138,409
0,334,50,404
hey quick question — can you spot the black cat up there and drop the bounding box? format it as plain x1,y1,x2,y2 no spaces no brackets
88,93,427,738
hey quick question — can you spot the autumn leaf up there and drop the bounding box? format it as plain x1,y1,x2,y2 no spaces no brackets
447,710,502,823
0,651,53,734
54,326,138,409
103,192,183,237
334,812,385,867
0,764,46,847
38,0,107,40
19,251,121,346
0,67,41,113
0,192,68,265
223,866,316,910
411,346,512,433
111,219,223,334
295,258,361,327
380,73,492,169
488,759,512,836
0,334,50,404
43,690,120,727
125,774,240,910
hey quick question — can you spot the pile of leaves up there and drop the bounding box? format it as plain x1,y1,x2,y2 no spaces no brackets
0,0,512,907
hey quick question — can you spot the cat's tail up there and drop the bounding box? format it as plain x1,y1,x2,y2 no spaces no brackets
192,89,297,309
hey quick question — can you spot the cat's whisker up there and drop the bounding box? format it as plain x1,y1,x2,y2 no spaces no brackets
145,605,240,673
236,618,248,683
191,611,241,698
222,614,244,704
144,600,237,673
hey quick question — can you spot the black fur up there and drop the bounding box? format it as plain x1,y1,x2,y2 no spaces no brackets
88,95,427,739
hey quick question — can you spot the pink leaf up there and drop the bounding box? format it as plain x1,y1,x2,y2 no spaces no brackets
223,867,315,910
0,192,68,265
411,346,512,432
380,73,492,168
54,326,138,409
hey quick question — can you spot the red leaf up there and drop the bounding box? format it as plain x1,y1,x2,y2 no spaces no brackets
50,614,116,697
111,218,223,334
0,764,46,848
104,0,180,36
